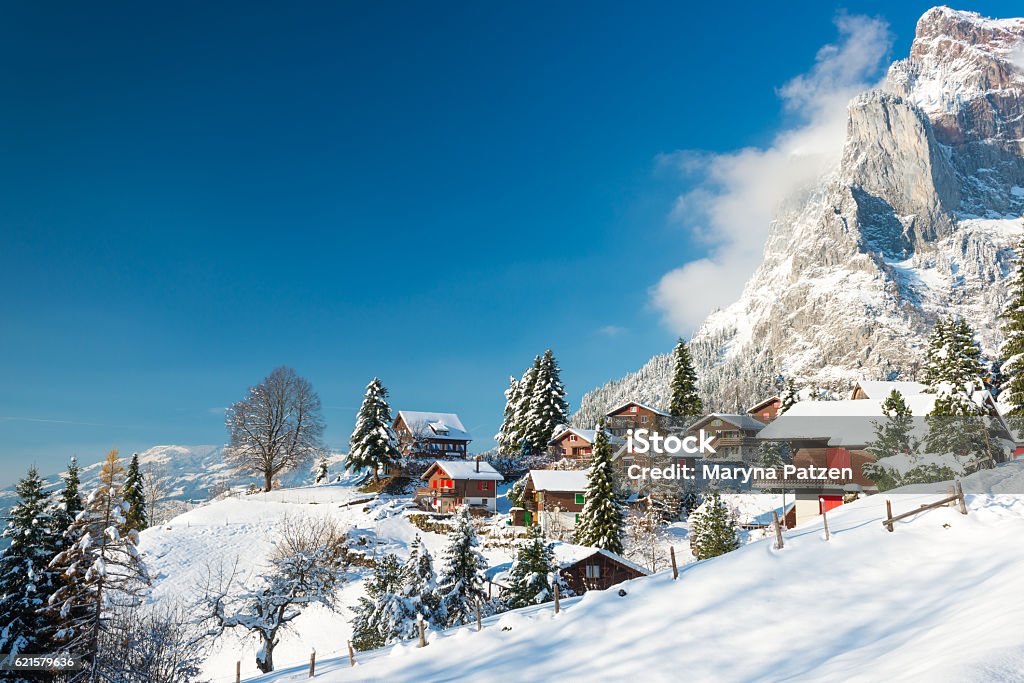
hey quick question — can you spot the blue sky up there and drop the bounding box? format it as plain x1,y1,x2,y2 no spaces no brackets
1,1,1020,485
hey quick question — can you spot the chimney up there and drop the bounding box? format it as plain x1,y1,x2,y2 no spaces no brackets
475,455,480,473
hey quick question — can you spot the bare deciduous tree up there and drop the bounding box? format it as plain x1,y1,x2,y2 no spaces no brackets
142,462,172,526
225,366,326,492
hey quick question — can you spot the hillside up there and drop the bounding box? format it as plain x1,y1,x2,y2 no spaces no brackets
577,6,1024,424
251,460,1024,683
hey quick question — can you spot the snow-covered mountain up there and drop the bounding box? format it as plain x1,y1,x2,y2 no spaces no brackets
577,7,1024,424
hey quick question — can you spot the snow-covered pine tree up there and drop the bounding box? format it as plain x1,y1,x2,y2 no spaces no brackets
922,316,955,386
524,349,570,453
435,507,488,627
48,450,150,677
0,466,63,666
123,452,147,532
56,457,84,532
350,554,417,650
863,390,920,490
514,357,541,455
688,489,739,560
401,535,442,629
574,422,625,554
347,378,399,483
780,378,800,414
505,524,558,610
668,338,702,417
314,455,329,484
1000,240,1024,415
494,376,523,455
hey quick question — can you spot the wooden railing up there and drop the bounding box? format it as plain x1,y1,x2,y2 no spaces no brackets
882,481,967,532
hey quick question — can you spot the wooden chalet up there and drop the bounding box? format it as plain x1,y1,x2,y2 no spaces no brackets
604,401,671,437
548,426,624,462
555,546,649,594
512,469,589,533
416,459,503,513
393,411,472,458
688,413,766,464
747,396,782,423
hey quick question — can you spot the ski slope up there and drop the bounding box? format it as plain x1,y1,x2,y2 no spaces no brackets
250,461,1024,683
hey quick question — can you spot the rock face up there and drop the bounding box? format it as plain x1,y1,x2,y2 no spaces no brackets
576,7,1024,426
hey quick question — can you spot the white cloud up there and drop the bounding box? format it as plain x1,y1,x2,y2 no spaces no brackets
597,325,627,337
652,13,893,334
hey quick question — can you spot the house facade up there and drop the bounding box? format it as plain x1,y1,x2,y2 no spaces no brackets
516,469,589,534
416,459,503,513
548,426,624,462
688,413,766,463
393,411,472,458
747,396,782,423
556,547,649,594
604,401,670,437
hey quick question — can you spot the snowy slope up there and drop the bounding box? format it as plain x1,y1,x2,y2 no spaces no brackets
252,461,1024,683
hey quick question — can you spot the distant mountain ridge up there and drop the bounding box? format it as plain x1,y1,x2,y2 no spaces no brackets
576,7,1024,427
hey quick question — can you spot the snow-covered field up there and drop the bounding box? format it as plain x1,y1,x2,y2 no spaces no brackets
241,461,1024,683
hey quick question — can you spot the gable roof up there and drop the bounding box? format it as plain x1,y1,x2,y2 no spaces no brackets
528,469,589,492
690,413,767,432
549,426,625,446
605,400,670,417
852,381,928,400
421,459,503,481
747,396,781,413
553,544,650,576
396,411,472,442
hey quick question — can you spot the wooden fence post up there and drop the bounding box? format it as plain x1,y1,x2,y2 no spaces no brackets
308,651,315,678
956,480,968,515
885,499,894,532
347,641,356,667
476,601,482,631
418,617,427,647
670,546,679,580
771,511,784,550
820,499,831,541
554,581,561,613
235,661,240,683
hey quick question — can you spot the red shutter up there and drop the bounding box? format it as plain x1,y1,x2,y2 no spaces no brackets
825,448,851,471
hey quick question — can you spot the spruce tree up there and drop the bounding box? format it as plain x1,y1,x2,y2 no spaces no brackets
505,524,558,610
688,490,739,560
57,457,83,529
435,507,488,627
494,376,523,455
347,378,400,483
314,455,329,484
574,422,625,554
780,378,800,414
401,535,442,627
48,450,150,672
922,317,955,386
1000,240,1024,415
350,554,417,650
0,467,63,666
514,357,541,455
525,349,570,453
123,452,147,532
668,338,702,417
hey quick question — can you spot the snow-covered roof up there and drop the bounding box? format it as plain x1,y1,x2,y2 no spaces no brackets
553,544,650,576
528,469,589,492
422,459,503,481
605,400,670,417
747,396,780,413
548,426,625,445
396,411,472,442
757,398,936,446
691,413,767,431
852,380,928,399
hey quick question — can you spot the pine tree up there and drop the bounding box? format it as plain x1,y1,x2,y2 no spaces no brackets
688,490,739,560
524,349,570,453
668,338,702,417
574,422,625,554
780,378,800,414
494,376,523,455
0,467,63,666
350,554,417,650
1000,240,1024,415
122,453,147,532
56,457,83,532
435,507,488,627
401,536,442,627
347,378,399,483
314,455,329,484
863,390,918,491
513,357,541,455
505,524,558,610
48,450,150,674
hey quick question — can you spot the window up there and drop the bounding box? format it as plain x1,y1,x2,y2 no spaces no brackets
574,493,585,505
574,513,580,524
712,419,722,427
640,415,648,423
478,481,491,492
569,434,577,442
629,406,637,413
585,565,601,579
